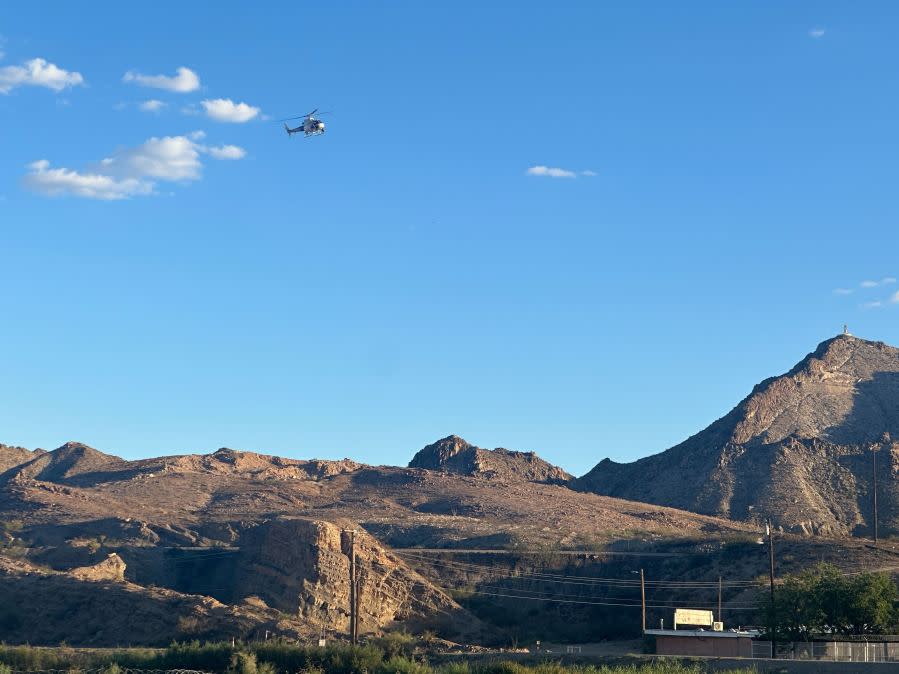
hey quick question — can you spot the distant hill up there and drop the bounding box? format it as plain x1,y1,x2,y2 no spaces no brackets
0,436,749,645
409,435,572,483
5,441,124,483
577,333,899,536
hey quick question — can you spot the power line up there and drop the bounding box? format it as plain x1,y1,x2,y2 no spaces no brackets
396,549,899,586
396,550,765,588
467,582,762,608
455,587,761,610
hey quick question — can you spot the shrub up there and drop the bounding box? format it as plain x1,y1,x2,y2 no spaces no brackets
376,656,431,674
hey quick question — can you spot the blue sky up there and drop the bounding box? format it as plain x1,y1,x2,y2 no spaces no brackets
1,2,898,474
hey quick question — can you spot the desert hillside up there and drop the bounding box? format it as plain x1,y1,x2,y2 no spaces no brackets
0,435,757,645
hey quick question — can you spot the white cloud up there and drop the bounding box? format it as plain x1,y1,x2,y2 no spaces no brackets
201,98,260,123
580,170,598,177
526,165,577,178
204,144,246,160
100,135,203,181
123,66,200,93
189,130,206,140
24,159,151,200
809,27,826,39
862,300,883,310
0,58,84,94
139,99,166,112
881,276,896,285
892,291,899,304
833,288,853,296
861,280,879,288
24,134,245,200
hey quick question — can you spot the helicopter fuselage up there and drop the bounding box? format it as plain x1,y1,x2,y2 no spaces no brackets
286,117,325,137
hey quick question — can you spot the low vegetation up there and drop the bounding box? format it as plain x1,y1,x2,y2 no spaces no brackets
0,642,756,674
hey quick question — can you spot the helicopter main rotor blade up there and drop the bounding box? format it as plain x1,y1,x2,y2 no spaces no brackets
276,115,307,122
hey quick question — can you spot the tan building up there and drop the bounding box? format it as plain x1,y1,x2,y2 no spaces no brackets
644,629,759,658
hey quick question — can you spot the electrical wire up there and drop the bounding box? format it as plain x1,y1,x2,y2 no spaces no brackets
396,550,766,588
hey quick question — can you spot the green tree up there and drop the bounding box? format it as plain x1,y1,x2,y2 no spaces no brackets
767,563,898,638
842,572,898,634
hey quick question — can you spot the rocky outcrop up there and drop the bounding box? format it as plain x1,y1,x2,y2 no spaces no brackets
578,334,899,536
409,435,572,483
235,518,481,639
0,555,311,646
69,552,127,582
138,449,364,482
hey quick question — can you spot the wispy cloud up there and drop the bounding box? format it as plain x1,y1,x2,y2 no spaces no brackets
204,144,246,160
860,277,895,288
892,291,899,304
833,288,853,296
580,170,598,177
862,300,883,310
525,166,569,178
809,27,826,39
23,134,245,200
201,98,261,123
0,58,84,94
139,99,166,113
123,66,200,93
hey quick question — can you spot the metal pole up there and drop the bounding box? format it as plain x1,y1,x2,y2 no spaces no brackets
344,529,357,645
640,568,646,634
718,576,722,624
354,560,360,645
873,445,879,544
767,518,776,659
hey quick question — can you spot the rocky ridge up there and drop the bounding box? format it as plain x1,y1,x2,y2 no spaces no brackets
0,443,46,474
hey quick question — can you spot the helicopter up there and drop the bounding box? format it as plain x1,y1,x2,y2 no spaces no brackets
279,109,327,138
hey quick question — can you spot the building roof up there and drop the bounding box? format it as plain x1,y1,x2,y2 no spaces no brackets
644,629,761,639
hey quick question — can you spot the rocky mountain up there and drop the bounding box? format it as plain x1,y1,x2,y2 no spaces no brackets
409,435,572,483
577,333,899,536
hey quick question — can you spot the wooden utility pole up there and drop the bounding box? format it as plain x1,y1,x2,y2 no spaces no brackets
767,518,776,659
344,529,358,645
640,568,646,634
872,444,879,544
717,576,722,624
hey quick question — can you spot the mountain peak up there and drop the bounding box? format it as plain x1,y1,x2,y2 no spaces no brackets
7,441,123,483
578,334,899,537
409,435,571,483
408,435,473,470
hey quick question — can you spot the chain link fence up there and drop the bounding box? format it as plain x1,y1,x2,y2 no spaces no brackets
752,640,899,662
